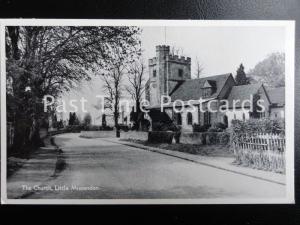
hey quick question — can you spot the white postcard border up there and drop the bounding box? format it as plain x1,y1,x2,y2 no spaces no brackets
0,19,295,205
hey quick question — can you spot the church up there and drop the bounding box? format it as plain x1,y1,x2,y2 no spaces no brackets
145,45,285,132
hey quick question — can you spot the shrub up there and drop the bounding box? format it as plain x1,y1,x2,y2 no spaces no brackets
148,131,174,144
212,122,227,130
185,132,230,145
173,131,181,144
192,123,210,132
86,125,101,131
152,121,180,132
230,118,285,173
204,132,218,144
207,127,221,132
217,132,231,145
231,118,284,135
230,118,285,144
66,125,83,133
118,124,129,132
102,126,113,131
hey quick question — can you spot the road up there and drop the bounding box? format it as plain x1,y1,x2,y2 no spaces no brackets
28,133,285,199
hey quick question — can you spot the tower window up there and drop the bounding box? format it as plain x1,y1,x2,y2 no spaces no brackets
178,69,183,78
153,70,156,77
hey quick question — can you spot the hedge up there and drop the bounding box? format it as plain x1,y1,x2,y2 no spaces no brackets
199,132,230,145
230,118,284,136
148,131,230,145
148,131,174,144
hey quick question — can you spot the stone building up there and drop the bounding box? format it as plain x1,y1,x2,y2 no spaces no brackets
145,45,285,132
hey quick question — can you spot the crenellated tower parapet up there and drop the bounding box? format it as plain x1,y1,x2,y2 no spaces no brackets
148,45,191,106
168,55,191,65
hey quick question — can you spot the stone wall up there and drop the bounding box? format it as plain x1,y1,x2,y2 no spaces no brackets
180,132,204,144
121,131,148,141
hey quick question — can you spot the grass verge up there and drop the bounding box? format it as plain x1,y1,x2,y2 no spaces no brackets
120,138,233,158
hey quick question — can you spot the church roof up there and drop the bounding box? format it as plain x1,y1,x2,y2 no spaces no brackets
170,73,232,101
226,83,265,108
266,87,285,106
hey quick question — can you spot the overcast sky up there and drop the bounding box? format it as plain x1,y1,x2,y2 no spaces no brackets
61,25,285,122
141,26,285,76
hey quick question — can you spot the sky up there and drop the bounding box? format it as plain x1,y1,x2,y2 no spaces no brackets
141,26,285,76
60,25,285,123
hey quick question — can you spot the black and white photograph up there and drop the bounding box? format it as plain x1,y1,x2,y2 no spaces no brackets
0,20,295,204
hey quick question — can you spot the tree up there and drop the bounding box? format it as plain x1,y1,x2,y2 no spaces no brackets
83,113,92,126
52,114,58,128
68,112,74,125
102,114,107,127
247,52,285,87
194,56,204,79
125,57,146,130
235,64,249,85
100,40,141,129
6,26,140,152
73,113,80,125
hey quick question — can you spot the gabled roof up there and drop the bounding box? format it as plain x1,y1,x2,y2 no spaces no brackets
170,73,232,101
226,83,266,108
266,87,285,106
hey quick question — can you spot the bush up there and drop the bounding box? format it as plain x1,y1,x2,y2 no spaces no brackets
231,118,284,135
230,118,285,144
192,124,210,132
85,125,101,131
207,127,221,132
180,132,230,145
217,132,231,145
66,125,83,133
101,126,113,131
148,131,174,144
118,124,129,132
152,121,181,132
213,122,227,130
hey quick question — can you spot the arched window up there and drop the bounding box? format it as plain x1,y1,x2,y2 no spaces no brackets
204,111,211,126
175,113,182,125
187,112,193,125
223,115,228,127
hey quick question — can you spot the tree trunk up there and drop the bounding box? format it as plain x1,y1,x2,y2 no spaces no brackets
136,101,141,130
30,117,44,148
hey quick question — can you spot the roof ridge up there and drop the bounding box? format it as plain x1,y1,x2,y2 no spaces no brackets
191,73,231,81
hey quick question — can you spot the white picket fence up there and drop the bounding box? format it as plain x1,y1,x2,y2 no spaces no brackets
233,133,285,173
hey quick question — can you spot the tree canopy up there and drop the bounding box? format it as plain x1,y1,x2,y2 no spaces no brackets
235,64,249,85
6,26,141,152
247,52,285,88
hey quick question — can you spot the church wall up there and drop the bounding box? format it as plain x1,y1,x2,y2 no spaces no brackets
270,107,285,119
226,108,251,127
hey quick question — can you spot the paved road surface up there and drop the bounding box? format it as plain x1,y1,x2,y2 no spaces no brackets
28,133,285,199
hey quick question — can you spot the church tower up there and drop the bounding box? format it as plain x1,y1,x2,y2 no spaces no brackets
148,45,191,106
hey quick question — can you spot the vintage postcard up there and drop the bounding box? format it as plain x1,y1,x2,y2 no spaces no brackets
0,19,295,204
